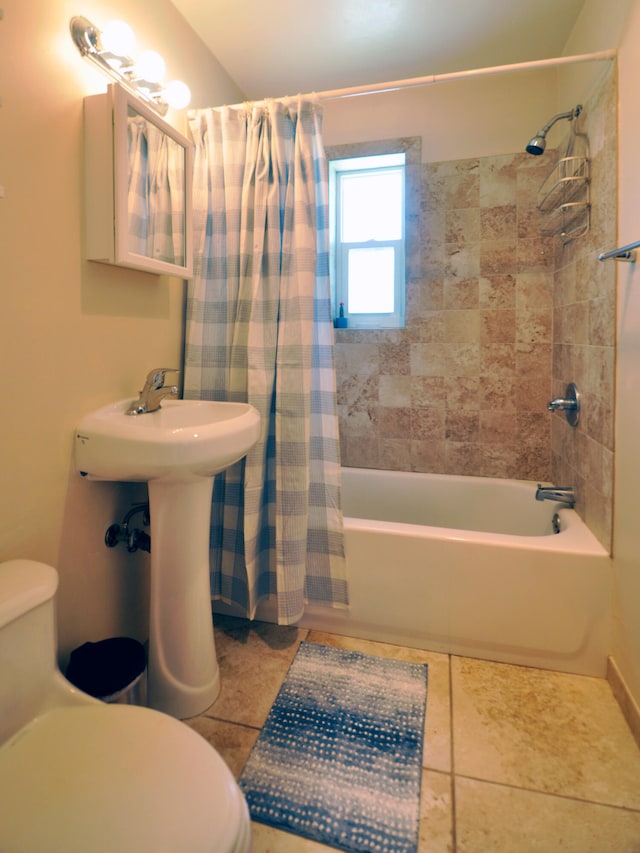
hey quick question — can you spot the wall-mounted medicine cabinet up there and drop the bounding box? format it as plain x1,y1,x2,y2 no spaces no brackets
84,82,193,277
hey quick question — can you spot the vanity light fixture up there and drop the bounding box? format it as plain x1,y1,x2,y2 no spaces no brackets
70,15,191,115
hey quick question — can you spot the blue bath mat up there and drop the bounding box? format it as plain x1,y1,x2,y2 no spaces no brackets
238,642,428,853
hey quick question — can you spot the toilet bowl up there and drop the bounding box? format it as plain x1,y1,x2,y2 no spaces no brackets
0,559,251,853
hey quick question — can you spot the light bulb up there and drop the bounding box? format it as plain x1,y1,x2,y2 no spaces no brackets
101,20,135,57
164,80,191,109
136,50,166,83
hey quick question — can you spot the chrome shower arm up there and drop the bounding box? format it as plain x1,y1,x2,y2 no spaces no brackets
525,104,582,155
539,105,581,135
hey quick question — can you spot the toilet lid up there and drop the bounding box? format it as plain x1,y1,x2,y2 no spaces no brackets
0,704,248,852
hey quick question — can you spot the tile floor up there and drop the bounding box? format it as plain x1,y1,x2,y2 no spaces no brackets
186,616,640,852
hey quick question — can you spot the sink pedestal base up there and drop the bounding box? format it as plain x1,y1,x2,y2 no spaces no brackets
146,477,220,719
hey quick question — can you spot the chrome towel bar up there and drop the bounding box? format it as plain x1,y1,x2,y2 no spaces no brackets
598,240,640,262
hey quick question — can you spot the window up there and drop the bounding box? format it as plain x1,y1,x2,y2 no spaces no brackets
329,153,406,330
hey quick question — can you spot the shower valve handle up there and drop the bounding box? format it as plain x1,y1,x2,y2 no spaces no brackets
546,382,580,428
547,398,578,412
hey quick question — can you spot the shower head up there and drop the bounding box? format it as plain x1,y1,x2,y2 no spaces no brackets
525,133,548,156
525,105,582,156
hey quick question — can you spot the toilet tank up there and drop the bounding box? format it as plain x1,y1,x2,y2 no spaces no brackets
0,560,59,742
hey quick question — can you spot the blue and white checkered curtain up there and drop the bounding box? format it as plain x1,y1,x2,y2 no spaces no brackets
184,100,348,624
127,117,186,265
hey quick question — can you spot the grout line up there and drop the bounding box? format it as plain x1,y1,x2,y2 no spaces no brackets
449,654,457,852
454,772,640,814
198,713,262,732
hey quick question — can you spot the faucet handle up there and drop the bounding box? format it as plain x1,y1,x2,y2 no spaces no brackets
145,367,181,389
126,368,181,416
546,382,580,427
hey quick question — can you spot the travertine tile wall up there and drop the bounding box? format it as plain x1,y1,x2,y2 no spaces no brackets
333,144,556,482
332,65,615,549
551,68,617,550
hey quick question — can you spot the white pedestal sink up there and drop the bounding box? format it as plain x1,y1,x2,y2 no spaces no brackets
74,399,260,719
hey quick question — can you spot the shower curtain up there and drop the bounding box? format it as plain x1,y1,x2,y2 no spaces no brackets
183,99,348,624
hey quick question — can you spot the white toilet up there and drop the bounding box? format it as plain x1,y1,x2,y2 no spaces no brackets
0,559,252,853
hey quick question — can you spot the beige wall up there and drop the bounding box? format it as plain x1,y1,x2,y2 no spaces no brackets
0,0,243,661
323,68,560,162
613,0,640,708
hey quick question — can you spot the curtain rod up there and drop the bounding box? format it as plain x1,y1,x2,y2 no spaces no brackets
315,49,616,101
221,50,616,109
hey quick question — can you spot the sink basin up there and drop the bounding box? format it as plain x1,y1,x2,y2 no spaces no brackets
75,398,260,483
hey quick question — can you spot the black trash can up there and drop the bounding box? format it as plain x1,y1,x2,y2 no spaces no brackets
66,637,147,705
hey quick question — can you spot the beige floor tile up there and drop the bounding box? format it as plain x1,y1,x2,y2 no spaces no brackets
207,615,308,728
455,776,640,853
184,717,258,779
250,822,336,852
307,631,452,772
452,656,640,809
418,769,454,852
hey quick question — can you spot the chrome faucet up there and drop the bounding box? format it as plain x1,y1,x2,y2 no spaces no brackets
535,484,576,508
126,368,180,415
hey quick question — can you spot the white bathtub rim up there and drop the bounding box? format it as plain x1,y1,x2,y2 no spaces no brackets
340,467,607,553
344,508,608,556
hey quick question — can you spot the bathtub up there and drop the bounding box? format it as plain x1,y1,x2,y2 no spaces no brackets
212,468,612,676
295,468,612,677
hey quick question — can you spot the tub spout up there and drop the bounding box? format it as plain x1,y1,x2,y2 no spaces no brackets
535,485,575,508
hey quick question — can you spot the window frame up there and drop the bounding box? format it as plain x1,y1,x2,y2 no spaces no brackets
329,152,406,330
